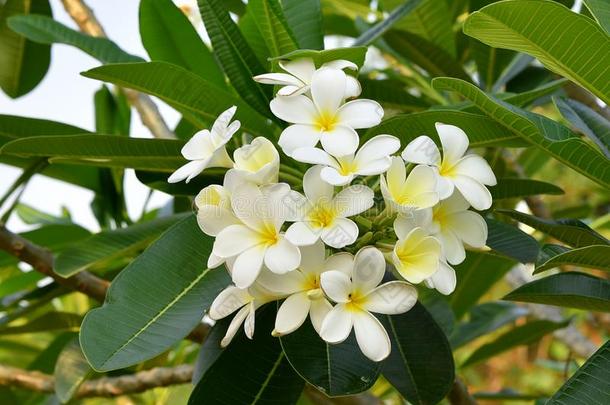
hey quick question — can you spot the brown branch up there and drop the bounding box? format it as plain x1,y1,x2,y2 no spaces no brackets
60,0,176,140
448,378,478,405
0,363,193,398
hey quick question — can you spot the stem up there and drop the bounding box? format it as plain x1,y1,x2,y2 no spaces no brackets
279,171,303,186
279,163,304,178
0,159,47,210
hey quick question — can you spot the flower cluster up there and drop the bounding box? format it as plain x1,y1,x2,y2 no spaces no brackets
168,57,497,362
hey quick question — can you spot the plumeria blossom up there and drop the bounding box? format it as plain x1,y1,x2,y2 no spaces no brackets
320,247,417,362
291,135,400,186
270,68,384,157
380,157,439,213
391,226,441,284
253,57,361,98
401,123,497,210
209,282,280,347
168,106,240,183
229,137,280,185
210,182,302,288
257,241,354,336
284,166,374,249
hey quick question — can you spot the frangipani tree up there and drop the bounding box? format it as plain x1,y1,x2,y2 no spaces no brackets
0,0,609,404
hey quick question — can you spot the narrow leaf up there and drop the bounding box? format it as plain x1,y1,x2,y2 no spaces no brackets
249,0,298,57
282,0,323,50
490,178,564,200
54,338,92,403
353,0,424,46
534,245,610,274
485,217,539,263
271,47,368,68
554,97,610,158
584,0,610,34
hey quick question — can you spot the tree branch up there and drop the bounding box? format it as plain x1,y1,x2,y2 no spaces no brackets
448,378,478,405
59,0,176,140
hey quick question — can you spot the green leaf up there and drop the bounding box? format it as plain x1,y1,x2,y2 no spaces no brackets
1,134,186,171
15,203,71,226
271,47,368,68
0,0,51,98
462,319,569,367
353,0,424,46
496,209,609,248
433,77,610,189
450,302,529,349
55,214,187,277
382,303,455,405
249,0,298,58
94,85,130,136
584,0,610,34
190,307,304,404
365,110,529,147
81,62,274,138
7,14,142,63
534,245,610,274
282,0,323,50
485,217,539,263
54,338,92,404
548,340,610,405
79,216,230,371
450,252,516,319
554,97,610,158
280,318,380,396
0,312,81,335
139,0,225,87
192,318,229,384
197,0,273,118
360,78,430,113
470,38,516,91
238,11,271,66
463,0,610,105
135,170,225,196
490,178,564,200
504,272,610,312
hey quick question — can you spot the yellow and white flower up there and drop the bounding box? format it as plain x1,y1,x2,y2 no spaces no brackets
401,123,497,210
168,106,239,183
291,135,400,186
270,68,383,157
253,57,361,97
380,157,439,213
228,137,280,185
320,246,417,362
284,166,374,249
391,227,441,284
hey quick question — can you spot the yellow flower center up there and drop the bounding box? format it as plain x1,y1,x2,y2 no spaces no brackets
345,289,366,312
314,111,338,132
308,203,336,228
337,158,358,176
438,158,457,177
258,222,279,246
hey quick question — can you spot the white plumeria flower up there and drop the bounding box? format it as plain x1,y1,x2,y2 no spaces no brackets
253,57,361,98
270,68,384,157
228,137,280,185
391,227,441,284
320,247,417,362
168,106,240,183
291,135,400,186
211,182,302,288
208,282,280,347
401,123,497,210
257,241,354,336
284,166,374,249
380,157,439,213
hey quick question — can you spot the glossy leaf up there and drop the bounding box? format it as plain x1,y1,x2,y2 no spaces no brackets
271,47,368,68
548,340,610,404
0,0,51,98
433,77,610,189
554,97,610,158
463,0,610,105
534,245,610,274
490,178,564,200
462,319,569,367
55,214,187,277
280,318,380,396
584,0,610,34
191,307,304,404
249,0,298,57
54,338,92,403
192,318,229,384
382,303,455,405
485,217,539,263
80,216,230,371
282,0,323,50
496,209,609,248
353,0,424,46
504,272,610,312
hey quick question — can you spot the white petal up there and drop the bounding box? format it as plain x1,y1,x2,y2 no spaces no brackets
292,147,337,167
231,245,265,288
274,292,311,335
320,217,359,248
362,281,417,314
453,175,493,210
392,228,441,284
436,123,469,164
384,156,406,198
207,253,225,269
439,229,465,265
167,160,208,183
253,72,303,86
333,185,374,217
221,305,249,347
211,106,237,139
281,190,310,222
303,165,334,204
320,270,352,303
285,221,321,246
403,165,439,209
197,206,240,237
453,154,497,186
277,84,306,97
256,267,305,295
207,146,234,169
280,58,316,82
393,208,432,239
320,125,359,157
320,167,354,186
209,286,251,320
337,99,384,129
447,211,488,248
322,59,358,71
428,261,456,295
244,302,256,339
355,157,391,176
440,190,470,213
352,246,385,293
298,239,326,275
345,75,362,98
278,124,322,156
213,224,260,258
230,182,266,230
320,304,353,344
270,95,317,124
436,173,455,200
356,135,401,165
310,298,333,335
311,68,346,113
324,252,354,275
353,310,391,362
401,135,441,166
264,236,301,274
181,129,215,160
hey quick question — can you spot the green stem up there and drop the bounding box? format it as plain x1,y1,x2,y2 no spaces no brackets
279,171,303,186
0,159,47,209
279,164,304,178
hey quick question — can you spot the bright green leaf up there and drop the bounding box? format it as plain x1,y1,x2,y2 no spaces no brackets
249,0,298,57
584,0,610,34
282,0,324,50
271,46,368,68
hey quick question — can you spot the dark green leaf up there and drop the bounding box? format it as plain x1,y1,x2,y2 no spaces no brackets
0,312,81,335
554,97,610,158
94,85,130,136
534,245,610,274
419,289,455,336
80,216,230,371
584,0,610,34
470,38,516,91
249,0,298,57
360,78,430,113
54,338,92,403
271,47,368,68
135,170,225,196
353,0,424,46
490,178,564,200
504,272,610,312
282,0,323,50
485,217,539,263
192,318,229,384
